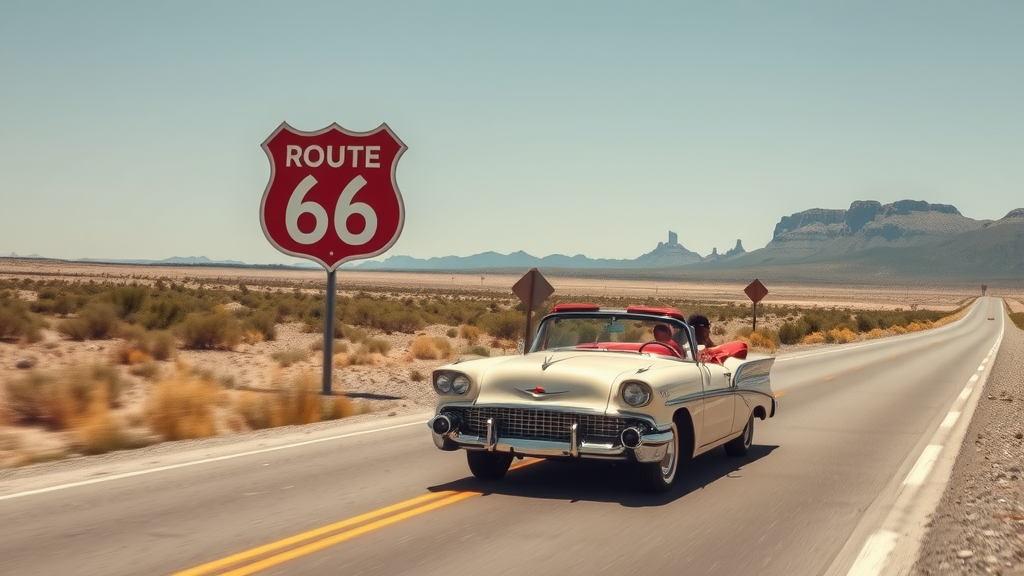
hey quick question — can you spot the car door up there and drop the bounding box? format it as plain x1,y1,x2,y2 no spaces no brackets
699,361,736,445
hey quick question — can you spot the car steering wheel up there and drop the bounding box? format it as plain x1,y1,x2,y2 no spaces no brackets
638,341,682,358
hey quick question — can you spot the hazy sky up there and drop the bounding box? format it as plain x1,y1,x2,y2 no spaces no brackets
1,1,1022,266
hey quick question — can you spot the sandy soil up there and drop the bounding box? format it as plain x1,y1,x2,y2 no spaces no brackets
2,257,1008,312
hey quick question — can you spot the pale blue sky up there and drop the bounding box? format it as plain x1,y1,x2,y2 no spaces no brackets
1,1,1022,265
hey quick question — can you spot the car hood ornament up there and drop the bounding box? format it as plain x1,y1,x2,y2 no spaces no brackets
517,386,570,399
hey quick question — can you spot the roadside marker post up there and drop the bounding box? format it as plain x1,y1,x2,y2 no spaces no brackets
744,279,769,332
512,268,555,354
260,122,407,395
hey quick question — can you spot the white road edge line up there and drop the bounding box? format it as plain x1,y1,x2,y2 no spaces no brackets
0,420,427,502
837,299,1006,576
903,445,943,487
847,530,899,576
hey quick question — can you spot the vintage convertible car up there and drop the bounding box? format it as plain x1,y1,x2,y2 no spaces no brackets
428,304,777,492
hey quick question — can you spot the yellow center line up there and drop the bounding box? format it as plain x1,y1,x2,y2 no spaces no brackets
824,376,836,381
218,492,480,576
173,459,541,576
171,491,456,576
774,391,786,398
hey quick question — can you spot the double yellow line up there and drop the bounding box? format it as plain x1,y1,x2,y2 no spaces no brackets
172,491,477,576
173,460,537,575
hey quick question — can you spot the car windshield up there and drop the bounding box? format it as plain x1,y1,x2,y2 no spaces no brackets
532,313,693,360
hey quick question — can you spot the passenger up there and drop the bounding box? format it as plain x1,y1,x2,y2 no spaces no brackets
688,314,717,348
653,324,685,356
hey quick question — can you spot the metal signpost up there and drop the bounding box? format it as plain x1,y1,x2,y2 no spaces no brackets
744,279,769,331
260,122,407,395
512,268,555,354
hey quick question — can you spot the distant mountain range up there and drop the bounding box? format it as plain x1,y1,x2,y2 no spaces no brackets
5,199,1023,282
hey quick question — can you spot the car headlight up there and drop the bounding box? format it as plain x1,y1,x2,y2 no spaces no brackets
622,381,652,407
434,373,452,394
452,374,471,394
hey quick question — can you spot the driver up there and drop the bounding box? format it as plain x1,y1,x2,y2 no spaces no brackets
653,324,685,356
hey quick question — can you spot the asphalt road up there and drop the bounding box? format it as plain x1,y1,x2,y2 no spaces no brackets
0,298,1005,576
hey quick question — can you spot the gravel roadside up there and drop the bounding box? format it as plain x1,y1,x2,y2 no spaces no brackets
914,318,1024,575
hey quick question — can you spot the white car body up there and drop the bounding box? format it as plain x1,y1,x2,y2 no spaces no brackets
428,304,777,492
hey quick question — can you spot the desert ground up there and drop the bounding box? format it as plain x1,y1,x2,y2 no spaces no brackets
2,259,1024,574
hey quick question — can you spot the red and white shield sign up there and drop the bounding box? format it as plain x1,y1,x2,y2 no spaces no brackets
260,122,406,271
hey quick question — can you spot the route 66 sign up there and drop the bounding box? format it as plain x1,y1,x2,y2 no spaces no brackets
260,122,407,271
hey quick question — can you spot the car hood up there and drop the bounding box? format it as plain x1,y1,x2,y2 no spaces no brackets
472,351,659,411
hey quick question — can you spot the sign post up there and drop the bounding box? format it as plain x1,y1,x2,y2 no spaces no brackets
260,122,406,395
744,279,769,332
512,268,555,354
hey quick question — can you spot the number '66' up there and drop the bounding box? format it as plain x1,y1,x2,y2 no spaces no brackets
285,175,377,246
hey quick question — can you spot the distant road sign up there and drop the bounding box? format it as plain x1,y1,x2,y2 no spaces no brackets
260,122,407,271
513,268,555,311
744,279,769,304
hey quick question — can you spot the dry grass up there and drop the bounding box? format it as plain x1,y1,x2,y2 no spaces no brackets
459,324,482,344
334,346,381,367
74,387,140,455
3,365,123,430
235,372,352,430
748,331,778,353
801,332,827,345
410,369,425,382
825,328,857,344
410,336,454,360
146,365,223,440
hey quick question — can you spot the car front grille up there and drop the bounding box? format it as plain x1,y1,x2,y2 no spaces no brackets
445,407,636,443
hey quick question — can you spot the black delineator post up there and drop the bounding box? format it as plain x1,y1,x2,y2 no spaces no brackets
323,270,337,396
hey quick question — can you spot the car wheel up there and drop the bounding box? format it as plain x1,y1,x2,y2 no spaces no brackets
638,422,679,493
724,414,754,457
467,450,513,480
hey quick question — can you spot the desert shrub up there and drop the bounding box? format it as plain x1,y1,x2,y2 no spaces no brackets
462,345,490,357
864,328,887,340
446,327,458,338
244,311,277,341
479,310,525,340
800,332,826,345
410,336,453,360
364,337,391,355
335,345,378,367
237,373,328,430
3,365,123,430
112,325,176,363
340,324,370,344
0,298,43,342
178,312,241,350
410,369,425,382
271,348,310,367
59,302,119,340
146,368,222,440
321,394,355,421
129,361,162,380
74,388,143,455
748,331,777,353
460,324,482,343
777,322,805,345
855,314,878,333
376,309,425,334
825,328,857,344
141,298,188,330
108,286,148,319
1011,312,1024,330
309,338,348,355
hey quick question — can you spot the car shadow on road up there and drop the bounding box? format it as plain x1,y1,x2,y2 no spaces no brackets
427,444,778,507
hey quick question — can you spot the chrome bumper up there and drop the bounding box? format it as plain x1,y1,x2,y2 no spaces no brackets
428,415,674,463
